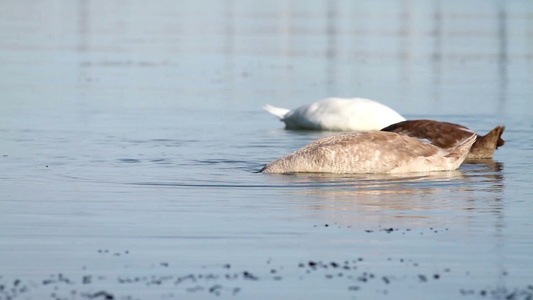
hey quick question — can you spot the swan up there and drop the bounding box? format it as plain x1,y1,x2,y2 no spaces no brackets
263,97,405,131
260,131,477,174
380,120,505,159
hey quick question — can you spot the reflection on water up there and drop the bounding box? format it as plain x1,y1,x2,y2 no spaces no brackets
262,160,504,195
463,159,504,184
1,0,526,113
262,161,505,229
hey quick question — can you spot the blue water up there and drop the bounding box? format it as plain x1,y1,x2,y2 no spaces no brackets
1,1,533,299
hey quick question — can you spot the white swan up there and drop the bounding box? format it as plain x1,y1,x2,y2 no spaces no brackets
260,131,477,174
263,97,405,131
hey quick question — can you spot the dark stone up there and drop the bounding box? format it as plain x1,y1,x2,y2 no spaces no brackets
86,291,114,300
243,271,258,281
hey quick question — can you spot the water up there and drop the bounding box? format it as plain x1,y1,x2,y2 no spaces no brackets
1,1,533,299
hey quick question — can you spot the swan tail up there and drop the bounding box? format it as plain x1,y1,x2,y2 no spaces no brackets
468,125,505,159
263,104,290,120
445,132,477,161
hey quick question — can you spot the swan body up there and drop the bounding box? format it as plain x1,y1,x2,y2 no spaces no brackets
380,120,505,159
260,131,476,174
263,98,405,131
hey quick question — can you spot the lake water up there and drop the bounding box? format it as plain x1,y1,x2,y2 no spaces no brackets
1,1,533,299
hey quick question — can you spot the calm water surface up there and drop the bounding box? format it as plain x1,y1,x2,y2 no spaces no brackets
1,1,533,299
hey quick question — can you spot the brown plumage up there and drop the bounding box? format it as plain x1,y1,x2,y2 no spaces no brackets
260,131,476,174
381,120,505,159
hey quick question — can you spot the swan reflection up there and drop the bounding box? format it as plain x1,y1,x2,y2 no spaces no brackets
262,161,505,227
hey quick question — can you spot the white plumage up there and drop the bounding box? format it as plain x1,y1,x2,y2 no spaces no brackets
263,98,405,131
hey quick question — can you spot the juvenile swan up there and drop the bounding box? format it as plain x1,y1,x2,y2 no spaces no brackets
381,120,505,159
260,131,477,174
263,98,405,131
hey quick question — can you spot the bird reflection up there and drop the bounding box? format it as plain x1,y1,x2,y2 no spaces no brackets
263,161,505,228
462,159,504,189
